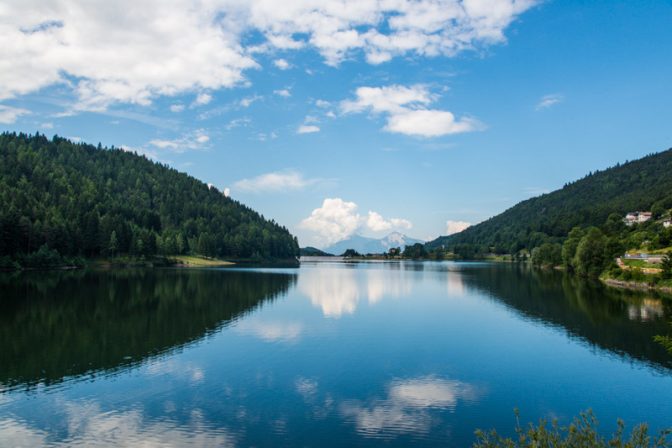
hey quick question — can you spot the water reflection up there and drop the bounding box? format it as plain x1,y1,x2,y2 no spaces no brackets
464,264,672,370
627,298,664,322
235,319,304,343
1,262,671,447
0,402,235,447
0,269,296,389
341,376,480,438
297,264,414,317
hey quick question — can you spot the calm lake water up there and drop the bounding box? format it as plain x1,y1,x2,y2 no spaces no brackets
1,261,671,447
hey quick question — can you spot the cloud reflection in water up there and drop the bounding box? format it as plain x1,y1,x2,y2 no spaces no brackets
298,266,418,317
341,376,480,438
0,401,235,447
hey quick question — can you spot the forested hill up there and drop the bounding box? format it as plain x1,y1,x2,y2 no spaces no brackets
0,132,299,262
428,147,672,254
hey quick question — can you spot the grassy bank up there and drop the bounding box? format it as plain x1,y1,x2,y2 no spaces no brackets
169,255,235,267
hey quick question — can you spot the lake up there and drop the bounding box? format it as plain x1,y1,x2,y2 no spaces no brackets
1,261,671,446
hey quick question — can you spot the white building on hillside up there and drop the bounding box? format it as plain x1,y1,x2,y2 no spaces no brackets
624,211,652,226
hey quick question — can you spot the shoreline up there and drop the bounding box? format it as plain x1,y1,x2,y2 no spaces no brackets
1,255,301,272
601,277,672,295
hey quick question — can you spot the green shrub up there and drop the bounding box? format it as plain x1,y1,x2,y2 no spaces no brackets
0,255,20,270
474,410,671,448
20,244,65,268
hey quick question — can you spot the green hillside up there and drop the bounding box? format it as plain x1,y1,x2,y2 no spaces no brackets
428,147,672,255
0,132,299,266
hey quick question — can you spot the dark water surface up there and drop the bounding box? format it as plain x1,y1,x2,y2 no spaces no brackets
1,261,671,446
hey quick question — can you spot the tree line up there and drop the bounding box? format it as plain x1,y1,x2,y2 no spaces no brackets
427,147,672,258
0,132,299,268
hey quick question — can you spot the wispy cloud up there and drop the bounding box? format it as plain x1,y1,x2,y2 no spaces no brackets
297,124,320,134
446,220,470,235
234,170,320,193
536,93,563,110
239,95,262,108
149,129,210,152
274,88,291,98
0,104,30,124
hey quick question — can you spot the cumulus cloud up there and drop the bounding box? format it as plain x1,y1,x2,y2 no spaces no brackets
149,129,210,152
233,170,319,193
0,104,30,124
367,211,412,232
169,104,185,113
341,85,482,137
0,0,536,110
273,58,291,70
193,92,212,106
300,198,363,247
446,220,471,235
297,124,320,134
536,93,563,110
300,198,413,246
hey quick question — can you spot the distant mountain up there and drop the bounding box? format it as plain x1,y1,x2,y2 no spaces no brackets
300,246,334,256
325,232,424,255
427,147,672,254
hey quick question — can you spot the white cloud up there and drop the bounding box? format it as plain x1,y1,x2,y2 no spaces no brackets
40,122,54,129
0,2,257,110
273,58,291,70
315,99,331,108
239,95,261,108
149,129,210,152
234,170,318,193
300,198,362,246
0,104,30,123
193,92,212,106
169,104,185,113
297,124,320,134
223,187,230,197
341,85,433,114
386,110,481,137
256,131,278,141
0,0,535,109
274,88,291,97
225,117,251,130
536,93,563,110
366,211,412,232
300,198,413,246
446,220,471,235
341,85,482,137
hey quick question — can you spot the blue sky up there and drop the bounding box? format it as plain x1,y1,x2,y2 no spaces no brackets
1,0,671,248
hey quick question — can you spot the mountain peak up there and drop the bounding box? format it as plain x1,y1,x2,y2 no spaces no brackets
325,233,424,255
